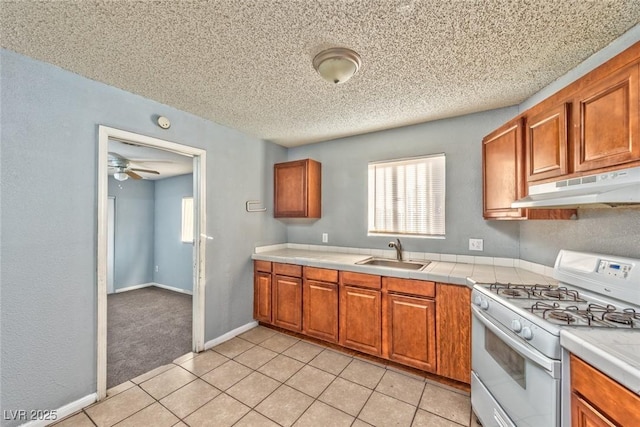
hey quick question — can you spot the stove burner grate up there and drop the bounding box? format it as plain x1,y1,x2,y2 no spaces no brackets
547,310,577,323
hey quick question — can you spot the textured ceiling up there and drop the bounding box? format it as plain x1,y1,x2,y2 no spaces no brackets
2,1,640,147
108,139,193,180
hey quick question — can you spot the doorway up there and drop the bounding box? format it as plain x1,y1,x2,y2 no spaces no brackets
97,125,207,399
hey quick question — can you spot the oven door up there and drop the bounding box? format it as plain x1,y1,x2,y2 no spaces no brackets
472,306,561,427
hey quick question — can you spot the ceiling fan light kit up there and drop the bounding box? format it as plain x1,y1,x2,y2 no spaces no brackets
113,171,129,181
108,151,160,181
313,47,361,84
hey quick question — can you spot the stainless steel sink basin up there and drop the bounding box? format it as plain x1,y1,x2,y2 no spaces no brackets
355,257,430,270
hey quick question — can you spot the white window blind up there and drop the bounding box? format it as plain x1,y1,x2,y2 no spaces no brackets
181,197,194,243
368,154,445,237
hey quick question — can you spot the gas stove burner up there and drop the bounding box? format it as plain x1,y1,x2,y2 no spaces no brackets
603,312,634,325
501,289,524,297
547,310,577,323
534,286,585,302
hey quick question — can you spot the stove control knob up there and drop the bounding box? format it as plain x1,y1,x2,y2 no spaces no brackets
511,320,522,332
480,299,489,310
474,296,483,307
521,327,533,340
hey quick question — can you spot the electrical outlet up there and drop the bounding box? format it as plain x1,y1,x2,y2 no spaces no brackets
469,238,484,251
322,233,329,243
155,265,159,272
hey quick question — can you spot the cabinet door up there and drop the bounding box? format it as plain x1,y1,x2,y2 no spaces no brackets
571,394,615,427
253,271,272,323
384,293,436,372
272,275,302,331
339,285,382,356
574,64,640,172
483,118,526,219
274,159,321,218
436,284,471,383
526,103,570,181
303,279,338,343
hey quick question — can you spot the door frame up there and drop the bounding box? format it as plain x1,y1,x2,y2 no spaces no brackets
97,125,207,399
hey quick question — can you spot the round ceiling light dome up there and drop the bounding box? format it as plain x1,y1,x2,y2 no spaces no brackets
313,47,362,85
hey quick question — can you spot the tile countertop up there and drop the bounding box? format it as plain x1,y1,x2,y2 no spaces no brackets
251,247,557,287
561,328,640,395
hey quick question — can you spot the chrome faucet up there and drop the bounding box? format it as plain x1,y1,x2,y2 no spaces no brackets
388,238,403,261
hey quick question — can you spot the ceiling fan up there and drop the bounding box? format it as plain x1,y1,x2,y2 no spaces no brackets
108,152,160,181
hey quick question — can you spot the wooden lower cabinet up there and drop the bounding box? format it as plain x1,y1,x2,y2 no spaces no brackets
254,271,272,323
436,283,471,383
253,261,272,323
272,274,302,332
254,262,472,384
339,274,382,356
303,279,338,342
383,293,436,372
570,354,640,426
571,394,615,427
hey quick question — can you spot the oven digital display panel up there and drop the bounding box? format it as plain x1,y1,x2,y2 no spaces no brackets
485,329,526,389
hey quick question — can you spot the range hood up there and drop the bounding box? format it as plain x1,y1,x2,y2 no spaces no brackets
511,165,640,208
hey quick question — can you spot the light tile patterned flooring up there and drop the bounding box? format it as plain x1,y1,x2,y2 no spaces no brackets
54,326,479,427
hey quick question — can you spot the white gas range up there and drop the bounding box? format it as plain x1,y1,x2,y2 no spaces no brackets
468,250,640,427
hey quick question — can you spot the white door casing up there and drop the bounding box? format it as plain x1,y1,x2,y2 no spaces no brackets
97,125,206,399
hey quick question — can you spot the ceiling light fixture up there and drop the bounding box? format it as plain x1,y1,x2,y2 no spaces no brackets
113,170,129,181
313,47,362,85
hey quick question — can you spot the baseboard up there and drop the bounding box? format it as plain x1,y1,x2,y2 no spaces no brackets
204,321,258,350
18,393,97,427
151,282,193,295
113,282,193,295
114,282,154,293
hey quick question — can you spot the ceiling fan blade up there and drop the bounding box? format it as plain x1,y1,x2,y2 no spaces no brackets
126,170,143,180
130,168,160,175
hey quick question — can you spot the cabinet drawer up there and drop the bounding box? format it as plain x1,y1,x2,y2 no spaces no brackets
340,271,381,289
254,260,272,273
304,266,338,283
273,263,302,277
383,277,435,298
571,354,640,426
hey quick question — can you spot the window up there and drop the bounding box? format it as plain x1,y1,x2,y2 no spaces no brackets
181,197,194,243
368,154,445,237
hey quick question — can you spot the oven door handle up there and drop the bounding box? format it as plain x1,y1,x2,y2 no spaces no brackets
472,306,560,377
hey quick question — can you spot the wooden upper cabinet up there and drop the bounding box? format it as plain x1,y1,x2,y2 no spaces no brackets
573,63,640,173
483,118,526,219
526,103,570,181
274,159,321,218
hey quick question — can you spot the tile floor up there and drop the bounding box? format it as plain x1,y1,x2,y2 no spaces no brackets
54,326,480,427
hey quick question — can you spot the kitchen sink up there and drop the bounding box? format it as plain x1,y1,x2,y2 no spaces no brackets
355,257,430,270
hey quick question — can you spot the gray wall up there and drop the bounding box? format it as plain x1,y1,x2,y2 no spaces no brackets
0,49,286,423
108,177,155,290
287,107,522,258
154,174,194,292
520,209,640,266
